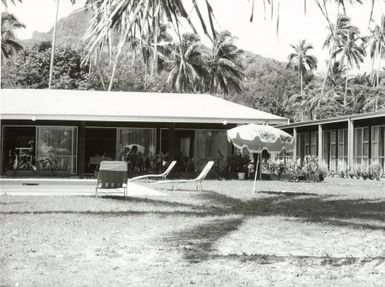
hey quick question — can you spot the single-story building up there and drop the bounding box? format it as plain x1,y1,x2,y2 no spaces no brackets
279,111,385,173
0,89,288,178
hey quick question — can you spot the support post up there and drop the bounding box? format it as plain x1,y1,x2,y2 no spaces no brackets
347,118,354,172
318,124,323,167
293,127,297,162
78,122,86,178
0,125,3,176
168,123,176,160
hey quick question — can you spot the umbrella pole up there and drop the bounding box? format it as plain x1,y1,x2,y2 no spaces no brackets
253,153,259,194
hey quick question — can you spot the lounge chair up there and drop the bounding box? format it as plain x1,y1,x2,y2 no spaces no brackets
129,161,177,182
154,161,214,191
95,161,128,197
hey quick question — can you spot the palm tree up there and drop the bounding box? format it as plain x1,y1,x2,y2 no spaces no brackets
286,40,318,98
1,0,22,8
166,33,207,93
206,31,244,98
319,0,363,98
84,0,215,84
1,12,25,59
333,22,366,107
368,16,385,87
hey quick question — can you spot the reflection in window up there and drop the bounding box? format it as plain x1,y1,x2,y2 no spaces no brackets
117,128,156,157
36,126,78,173
196,130,230,160
196,130,231,174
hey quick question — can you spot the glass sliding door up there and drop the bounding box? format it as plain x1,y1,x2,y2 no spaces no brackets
85,128,116,174
117,128,156,172
2,126,36,172
196,130,231,173
36,126,78,174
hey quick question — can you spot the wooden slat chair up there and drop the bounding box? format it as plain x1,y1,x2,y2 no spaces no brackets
154,161,214,191
129,161,177,182
95,161,128,197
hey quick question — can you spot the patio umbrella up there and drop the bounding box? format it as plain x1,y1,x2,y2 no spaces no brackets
227,124,294,193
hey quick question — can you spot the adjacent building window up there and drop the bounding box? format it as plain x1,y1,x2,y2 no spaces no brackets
296,131,317,162
371,125,385,171
36,126,78,174
304,133,310,155
354,127,369,168
337,129,348,171
310,131,318,156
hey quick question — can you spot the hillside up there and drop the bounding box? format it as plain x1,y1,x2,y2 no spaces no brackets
21,8,93,47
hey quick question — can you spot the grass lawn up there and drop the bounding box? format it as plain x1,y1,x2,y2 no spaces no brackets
1,178,385,286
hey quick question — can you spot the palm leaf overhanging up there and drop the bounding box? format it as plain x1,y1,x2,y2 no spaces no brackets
1,12,25,59
83,0,216,90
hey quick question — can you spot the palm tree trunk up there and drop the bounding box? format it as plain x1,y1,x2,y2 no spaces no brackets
344,60,349,108
151,5,159,75
321,3,341,98
300,70,303,99
371,51,376,87
377,45,382,87
48,0,60,89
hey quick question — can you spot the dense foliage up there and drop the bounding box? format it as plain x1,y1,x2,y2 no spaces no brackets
1,1,385,122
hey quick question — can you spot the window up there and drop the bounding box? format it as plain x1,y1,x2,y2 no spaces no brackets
196,130,231,161
354,127,369,168
304,133,310,155
330,131,337,171
330,131,336,158
2,126,36,172
36,126,78,174
117,128,156,159
310,131,318,156
371,126,385,172
337,129,348,171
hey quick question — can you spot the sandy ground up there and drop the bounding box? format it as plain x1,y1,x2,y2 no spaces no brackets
1,177,385,286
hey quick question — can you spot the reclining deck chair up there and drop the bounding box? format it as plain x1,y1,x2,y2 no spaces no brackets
154,161,214,191
129,161,177,182
95,161,128,197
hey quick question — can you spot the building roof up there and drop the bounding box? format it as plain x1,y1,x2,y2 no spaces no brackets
278,110,385,129
0,89,288,125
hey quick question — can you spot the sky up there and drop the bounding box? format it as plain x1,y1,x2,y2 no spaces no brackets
3,0,385,74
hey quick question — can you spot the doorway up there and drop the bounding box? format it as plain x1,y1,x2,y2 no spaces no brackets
85,128,116,174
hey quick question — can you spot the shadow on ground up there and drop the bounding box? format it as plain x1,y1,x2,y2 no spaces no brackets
3,190,385,265
158,191,385,263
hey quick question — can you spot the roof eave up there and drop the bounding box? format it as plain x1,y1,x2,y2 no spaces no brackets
0,114,288,125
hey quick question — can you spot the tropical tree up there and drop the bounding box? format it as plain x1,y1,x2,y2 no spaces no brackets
1,12,25,59
83,0,215,90
206,31,244,98
286,40,318,98
332,20,366,107
166,33,207,93
368,15,385,87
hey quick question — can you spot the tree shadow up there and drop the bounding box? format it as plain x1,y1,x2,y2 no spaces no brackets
166,216,245,263
166,191,385,263
211,253,385,267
